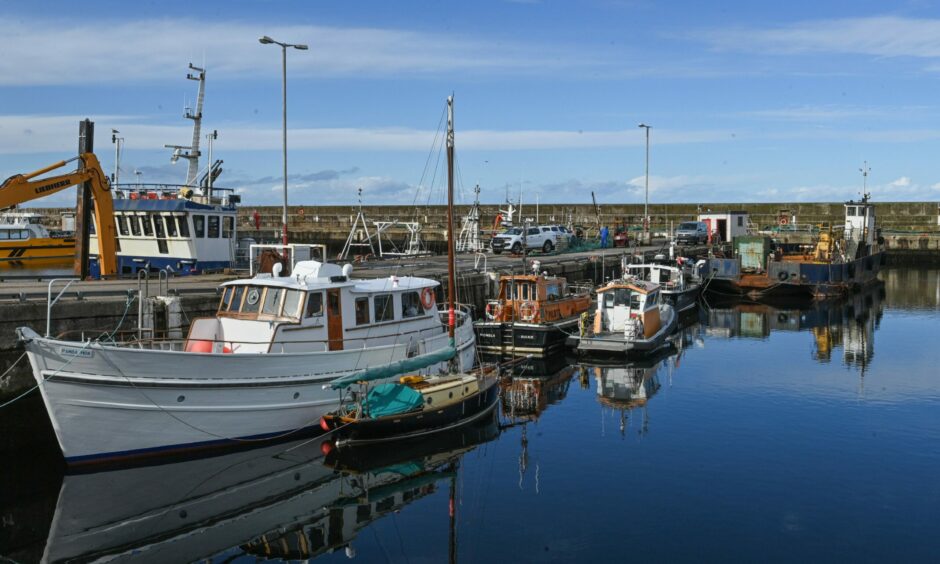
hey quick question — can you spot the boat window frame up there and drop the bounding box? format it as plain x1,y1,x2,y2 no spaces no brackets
401,291,422,318
374,293,394,322
140,214,154,237
355,296,371,325
260,287,284,318
177,216,191,238
117,215,129,236
193,214,206,238
305,291,324,318
241,286,262,315
222,216,234,239
228,285,245,312
164,214,178,237
282,289,303,320
207,215,221,238
219,286,234,312
129,214,141,236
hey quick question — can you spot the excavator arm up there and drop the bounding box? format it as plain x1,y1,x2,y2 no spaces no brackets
0,153,119,276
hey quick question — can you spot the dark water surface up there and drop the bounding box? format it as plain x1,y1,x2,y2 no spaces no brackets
2,268,939,563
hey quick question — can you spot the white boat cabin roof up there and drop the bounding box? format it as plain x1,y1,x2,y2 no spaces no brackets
597,279,660,294
221,260,438,293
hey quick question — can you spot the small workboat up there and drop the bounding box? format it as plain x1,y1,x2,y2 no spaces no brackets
622,256,703,314
569,278,677,356
473,267,591,357
0,212,74,268
321,96,500,449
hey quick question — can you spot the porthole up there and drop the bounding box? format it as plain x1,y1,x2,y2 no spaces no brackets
293,392,300,399
179,510,188,519
426,397,433,405
464,386,468,393
177,395,185,403
449,391,453,399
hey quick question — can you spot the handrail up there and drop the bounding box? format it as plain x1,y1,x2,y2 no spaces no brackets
46,278,80,337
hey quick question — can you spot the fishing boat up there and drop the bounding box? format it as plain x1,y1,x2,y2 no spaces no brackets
569,278,677,356
622,256,703,313
320,96,499,448
474,267,591,356
17,259,476,465
704,194,884,301
0,212,74,268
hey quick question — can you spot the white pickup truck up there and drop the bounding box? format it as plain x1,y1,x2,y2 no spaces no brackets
491,225,570,254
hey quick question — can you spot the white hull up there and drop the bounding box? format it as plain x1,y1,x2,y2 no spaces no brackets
17,318,475,464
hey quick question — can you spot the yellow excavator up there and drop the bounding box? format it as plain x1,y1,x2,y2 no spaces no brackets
0,153,118,276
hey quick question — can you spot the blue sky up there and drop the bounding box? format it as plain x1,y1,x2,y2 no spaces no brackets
3,0,940,206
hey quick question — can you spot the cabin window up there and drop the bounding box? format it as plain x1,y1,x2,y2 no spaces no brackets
0,231,6,240
208,216,220,238
282,289,303,319
177,216,191,238
141,215,154,237
117,216,129,236
648,292,659,305
355,297,370,325
229,286,244,311
737,216,744,227
223,216,234,239
603,292,614,308
546,284,561,300
165,215,178,237
261,288,283,316
613,288,631,306
219,286,233,311
402,291,422,318
630,293,642,309
153,215,166,238
241,287,262,314
305,292,324,317
88,222,95,235
847,206,857,217
374,294,394,322
193,215,205,238
129,215,141,236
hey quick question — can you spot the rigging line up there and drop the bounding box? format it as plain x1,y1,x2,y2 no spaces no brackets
412,106,447,209
426,135,445,208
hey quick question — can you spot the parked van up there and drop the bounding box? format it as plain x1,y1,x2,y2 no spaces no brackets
675,221,708,245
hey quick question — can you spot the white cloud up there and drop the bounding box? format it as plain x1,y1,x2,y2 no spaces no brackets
890,176,912,188
698,16,940,59
0,17,605,86
0,114,735,153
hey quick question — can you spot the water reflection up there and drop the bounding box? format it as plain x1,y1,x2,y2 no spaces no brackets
497,354,575,423
22,417,498,563
702,282,885,371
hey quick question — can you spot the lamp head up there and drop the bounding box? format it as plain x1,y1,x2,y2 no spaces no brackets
294,44,309,50
259,36,274,44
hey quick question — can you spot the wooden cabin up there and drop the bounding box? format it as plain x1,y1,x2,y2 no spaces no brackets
486,274,591,324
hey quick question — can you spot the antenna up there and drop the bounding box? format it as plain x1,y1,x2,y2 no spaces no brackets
859,161,871,200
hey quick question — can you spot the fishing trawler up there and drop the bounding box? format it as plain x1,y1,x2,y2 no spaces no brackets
17,259,476,465
474,267,591,356
0,212,74,268
569,278,677,356
705,194,884,301
622,256,703,313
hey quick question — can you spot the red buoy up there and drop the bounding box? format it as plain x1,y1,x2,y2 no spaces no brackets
319,416,331,432
320,440,334,456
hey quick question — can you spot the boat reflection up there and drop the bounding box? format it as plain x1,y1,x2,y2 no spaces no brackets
496,353,575,423
702,282,884,370
35,416,498,563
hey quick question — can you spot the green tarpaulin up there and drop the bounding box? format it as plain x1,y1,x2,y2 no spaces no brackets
364,383,425,418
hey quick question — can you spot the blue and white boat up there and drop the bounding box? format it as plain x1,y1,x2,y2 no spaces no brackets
90,187,238,275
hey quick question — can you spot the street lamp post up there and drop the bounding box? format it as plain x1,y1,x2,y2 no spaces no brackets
111,129,123,186
638,123,651,244
259,35,308,246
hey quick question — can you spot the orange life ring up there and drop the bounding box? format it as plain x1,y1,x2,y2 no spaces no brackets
520,301,537,322
779,216,790,226
420,287,435,309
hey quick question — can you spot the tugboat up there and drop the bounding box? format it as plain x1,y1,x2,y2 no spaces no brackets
474,262,592,357
705,192,884,301
320,96,500,448
569,278,677,356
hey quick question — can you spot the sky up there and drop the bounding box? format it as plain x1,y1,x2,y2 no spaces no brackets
3,0,940,207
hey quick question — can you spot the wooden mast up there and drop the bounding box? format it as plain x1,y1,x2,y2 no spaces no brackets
446,95,456,343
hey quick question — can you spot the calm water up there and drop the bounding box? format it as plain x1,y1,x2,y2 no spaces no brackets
2,268,940,563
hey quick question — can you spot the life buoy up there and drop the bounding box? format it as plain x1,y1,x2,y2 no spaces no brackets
778,216,790,226
485,302,503,320
420,287,435,309
777,271,789,281
519,301,537,322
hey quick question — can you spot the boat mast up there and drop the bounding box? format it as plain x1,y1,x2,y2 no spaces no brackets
447,95,456,343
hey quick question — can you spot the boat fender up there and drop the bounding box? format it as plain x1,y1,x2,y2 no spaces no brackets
777,271,789,282
400,375,425,384
420,287,435,310
319,416,332,432
320,440,334,456
185,339,213,353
